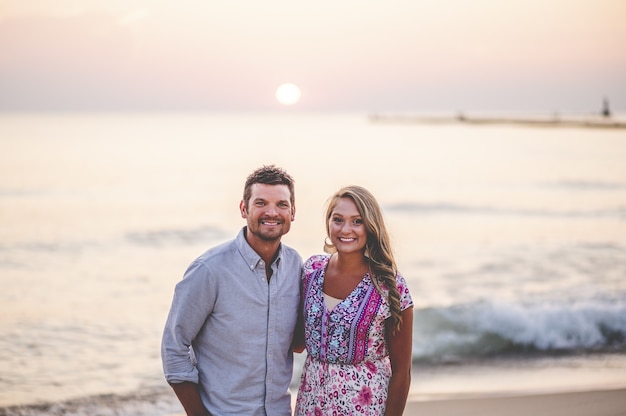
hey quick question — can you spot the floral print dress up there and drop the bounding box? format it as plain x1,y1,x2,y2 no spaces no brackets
295,254,414,415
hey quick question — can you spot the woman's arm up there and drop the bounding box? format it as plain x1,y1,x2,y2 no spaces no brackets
292,303,305,353
292,264,308,354
384,306,414,416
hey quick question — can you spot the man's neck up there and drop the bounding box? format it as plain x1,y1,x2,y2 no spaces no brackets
245,230,281,266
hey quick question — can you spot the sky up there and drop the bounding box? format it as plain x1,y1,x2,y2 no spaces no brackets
1,0,625,113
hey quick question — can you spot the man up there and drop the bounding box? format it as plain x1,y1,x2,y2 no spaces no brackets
161,165,302,416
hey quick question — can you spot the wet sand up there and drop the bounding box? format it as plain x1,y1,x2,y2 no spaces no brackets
163,388,626,416
403,388,626,416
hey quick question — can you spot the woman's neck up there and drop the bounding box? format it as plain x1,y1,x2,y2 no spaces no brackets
332,252,368,274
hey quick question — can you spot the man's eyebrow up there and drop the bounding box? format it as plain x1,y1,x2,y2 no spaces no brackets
253,197,291,204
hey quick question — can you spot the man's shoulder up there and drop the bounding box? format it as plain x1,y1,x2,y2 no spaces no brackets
193,238,238,265
280,242,303,261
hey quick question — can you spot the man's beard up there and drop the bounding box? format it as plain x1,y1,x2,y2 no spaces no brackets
250,220,286,241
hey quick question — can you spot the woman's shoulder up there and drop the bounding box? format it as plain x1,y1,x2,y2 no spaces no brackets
303,254,330,273
379,272,412,296
395,273,409,289
394,273,414,309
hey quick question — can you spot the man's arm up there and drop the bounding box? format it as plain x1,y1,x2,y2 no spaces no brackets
162,262,216,416
170,381,209,416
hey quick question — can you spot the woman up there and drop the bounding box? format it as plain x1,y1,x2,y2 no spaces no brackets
295,185,414,416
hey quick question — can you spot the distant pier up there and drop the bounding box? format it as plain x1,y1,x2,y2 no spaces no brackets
368,113,626,129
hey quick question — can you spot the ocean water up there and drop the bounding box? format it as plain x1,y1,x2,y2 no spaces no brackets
1,112,625,415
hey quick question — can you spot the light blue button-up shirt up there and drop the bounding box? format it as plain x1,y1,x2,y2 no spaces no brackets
161,227,302,416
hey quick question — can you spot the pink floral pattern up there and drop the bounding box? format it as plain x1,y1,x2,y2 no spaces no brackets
295,254,413,415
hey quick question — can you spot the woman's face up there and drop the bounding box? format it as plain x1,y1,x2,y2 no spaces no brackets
328,197,367,255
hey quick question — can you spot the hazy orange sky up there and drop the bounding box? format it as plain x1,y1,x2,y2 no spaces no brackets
1,0,625,112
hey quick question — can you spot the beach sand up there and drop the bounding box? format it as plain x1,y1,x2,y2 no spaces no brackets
403,388,626,416
164,388,626,416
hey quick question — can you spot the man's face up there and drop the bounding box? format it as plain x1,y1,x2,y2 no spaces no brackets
240,183,295,243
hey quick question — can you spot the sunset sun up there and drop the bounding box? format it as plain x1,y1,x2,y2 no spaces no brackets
275,83,301,105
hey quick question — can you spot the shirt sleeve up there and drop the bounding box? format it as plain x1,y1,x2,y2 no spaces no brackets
161,260,217,384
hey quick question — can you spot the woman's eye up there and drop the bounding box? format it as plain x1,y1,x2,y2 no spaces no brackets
354,219,363,225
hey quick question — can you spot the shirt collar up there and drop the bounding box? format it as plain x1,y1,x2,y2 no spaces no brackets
236,227,283,270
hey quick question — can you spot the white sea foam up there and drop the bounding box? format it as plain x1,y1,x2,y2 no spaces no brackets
413,296,626,363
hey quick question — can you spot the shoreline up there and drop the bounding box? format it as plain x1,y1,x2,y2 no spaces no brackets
2,386,624,415
288,386,626,416
286,387,626,416
403,387,626,416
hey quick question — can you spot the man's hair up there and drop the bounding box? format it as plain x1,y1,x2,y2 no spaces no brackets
242,165,295,208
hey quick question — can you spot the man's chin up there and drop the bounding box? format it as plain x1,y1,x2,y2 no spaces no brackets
255,228,285,241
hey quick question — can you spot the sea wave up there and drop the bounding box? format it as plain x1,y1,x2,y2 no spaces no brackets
386,202,626,219
0,388,180,416
541,180,626,191
0,225,226,258
125,225,227,246
412,296,626,364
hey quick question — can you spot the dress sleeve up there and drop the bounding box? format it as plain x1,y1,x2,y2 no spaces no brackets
302,254,328,284
395,274,414,311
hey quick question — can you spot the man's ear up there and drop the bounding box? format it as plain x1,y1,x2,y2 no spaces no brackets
291,205,296,221
240,200,247,218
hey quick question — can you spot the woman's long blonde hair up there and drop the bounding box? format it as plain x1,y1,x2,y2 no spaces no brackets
323,185,403,333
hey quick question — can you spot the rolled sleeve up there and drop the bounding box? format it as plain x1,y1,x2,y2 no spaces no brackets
161,261,216,384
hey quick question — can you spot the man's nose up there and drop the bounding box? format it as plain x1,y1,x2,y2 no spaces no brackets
265,204,278,215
